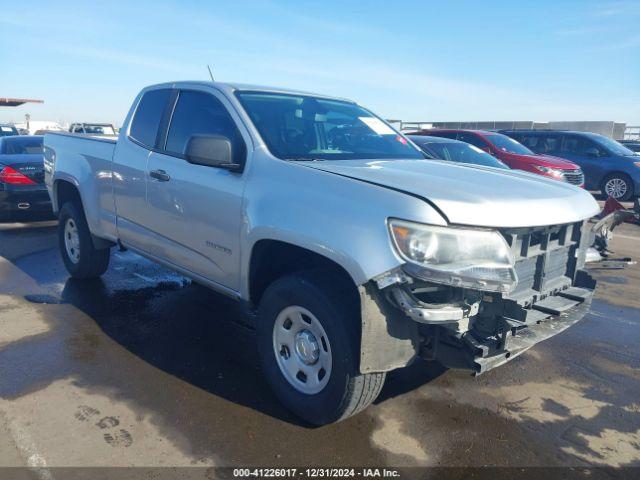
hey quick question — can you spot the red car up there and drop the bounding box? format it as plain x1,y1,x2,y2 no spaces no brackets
409,129,585,187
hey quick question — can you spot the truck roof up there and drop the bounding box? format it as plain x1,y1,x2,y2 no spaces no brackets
145,81,355,103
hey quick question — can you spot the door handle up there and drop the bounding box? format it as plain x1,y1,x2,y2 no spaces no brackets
150,169,170,182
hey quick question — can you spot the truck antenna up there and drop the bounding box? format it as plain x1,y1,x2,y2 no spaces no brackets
207,65,215,82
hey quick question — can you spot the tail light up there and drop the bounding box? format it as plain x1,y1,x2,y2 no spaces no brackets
0,166,37,185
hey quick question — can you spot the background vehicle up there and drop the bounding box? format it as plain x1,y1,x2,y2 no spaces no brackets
0,124,19,137
408,135,509,169
502,130,640,201
410,129,584,187
620,139,640,153
45,81,599,425
69,123,117,135
12,121,65,136
0,135,51,221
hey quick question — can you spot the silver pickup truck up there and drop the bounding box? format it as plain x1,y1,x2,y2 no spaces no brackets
45,81,600,425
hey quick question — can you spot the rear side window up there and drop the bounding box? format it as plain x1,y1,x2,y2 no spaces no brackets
561,136,605,156
129,89,172,149
457,132,487,149
520,135,560,154
1,138,43,154
165,90,246,163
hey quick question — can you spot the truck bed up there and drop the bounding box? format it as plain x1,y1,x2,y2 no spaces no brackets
44,131,119,241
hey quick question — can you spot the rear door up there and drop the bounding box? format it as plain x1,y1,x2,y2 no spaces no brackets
112,88,173,248
144,87,249,292
558,134,607,189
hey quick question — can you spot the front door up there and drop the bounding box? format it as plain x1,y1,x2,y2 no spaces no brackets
144,88,249,292
558,135,607,189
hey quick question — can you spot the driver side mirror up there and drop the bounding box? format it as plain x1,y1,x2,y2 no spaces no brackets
185,134,242,172
584,147,601,158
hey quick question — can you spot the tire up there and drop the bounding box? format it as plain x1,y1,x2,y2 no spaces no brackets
257,270,385,426
601,173,634,201
58,202,110,279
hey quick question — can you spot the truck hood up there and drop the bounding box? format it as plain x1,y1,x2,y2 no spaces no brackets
299,159,600,228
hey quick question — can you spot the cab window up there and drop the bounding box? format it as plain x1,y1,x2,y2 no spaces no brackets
129,89,172,149
164,90,246,164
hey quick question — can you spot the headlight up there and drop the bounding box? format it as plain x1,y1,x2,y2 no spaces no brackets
389,220,517,293
534,165,564,179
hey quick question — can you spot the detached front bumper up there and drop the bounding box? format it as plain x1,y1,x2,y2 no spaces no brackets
359,271,595,376
359,220,599,376
429,286,593,375
359,265,596,376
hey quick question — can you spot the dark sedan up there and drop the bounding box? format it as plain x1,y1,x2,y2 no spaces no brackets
0,136,53,221
620,140,640,153
0,124,19,137
407,135,510,169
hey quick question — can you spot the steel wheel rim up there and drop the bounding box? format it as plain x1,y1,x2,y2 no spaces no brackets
64,218,81,264
605,178,627,199
272,305,332,394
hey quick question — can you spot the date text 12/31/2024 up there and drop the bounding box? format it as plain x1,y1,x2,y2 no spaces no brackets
232,468,401,478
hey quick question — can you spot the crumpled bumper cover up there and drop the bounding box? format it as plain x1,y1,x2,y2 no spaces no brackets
433,287,594,375
473,294,592,374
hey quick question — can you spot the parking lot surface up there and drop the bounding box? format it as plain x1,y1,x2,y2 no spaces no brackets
1,218,639,473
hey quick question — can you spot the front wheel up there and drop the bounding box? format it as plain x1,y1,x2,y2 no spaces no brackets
602,173,634,201
58,202,110,278
257,270,385,426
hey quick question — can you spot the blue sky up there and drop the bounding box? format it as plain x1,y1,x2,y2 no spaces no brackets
1,0,639,126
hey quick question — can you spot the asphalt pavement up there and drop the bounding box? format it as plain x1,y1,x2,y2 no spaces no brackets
0,217,639,477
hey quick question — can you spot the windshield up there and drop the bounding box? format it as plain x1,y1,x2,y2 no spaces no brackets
592,134,636,156
413,139,509,169
236,92,424,161
485,133,534,155
1,137,43,154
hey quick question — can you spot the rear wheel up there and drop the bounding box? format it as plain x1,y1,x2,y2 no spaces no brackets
602,173,634,201
58,202,110,278
257,270,385,426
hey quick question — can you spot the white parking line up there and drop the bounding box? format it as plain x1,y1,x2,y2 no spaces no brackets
4,417,54,480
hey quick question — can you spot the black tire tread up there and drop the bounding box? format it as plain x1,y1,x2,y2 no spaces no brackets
59,202,110,279
258,269,385,425
297,269,386,421
338,370,386,421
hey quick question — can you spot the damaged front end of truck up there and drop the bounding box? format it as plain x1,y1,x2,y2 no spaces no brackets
359,219,597,375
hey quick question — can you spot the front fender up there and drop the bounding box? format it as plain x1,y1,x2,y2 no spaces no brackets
239,157,447,300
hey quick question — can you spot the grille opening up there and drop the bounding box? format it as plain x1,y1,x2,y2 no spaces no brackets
529,232,544,248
